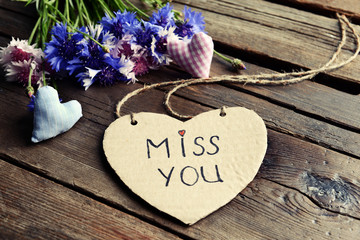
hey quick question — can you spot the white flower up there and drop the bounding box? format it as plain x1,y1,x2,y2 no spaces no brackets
118,55,137,84
5,59,42,85
0,38,44,67
82,67,101,90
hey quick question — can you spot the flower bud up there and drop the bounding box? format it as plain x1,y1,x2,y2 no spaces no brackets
26,86,35,98
232,59,246,70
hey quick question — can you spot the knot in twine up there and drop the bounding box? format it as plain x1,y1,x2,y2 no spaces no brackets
116,14,360,120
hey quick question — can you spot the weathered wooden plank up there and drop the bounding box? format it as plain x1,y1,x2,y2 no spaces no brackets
237,178,360,239
1,1,360,238
0,6,35,39
2,0,360,133
261,130,360,218
172,83,360,157
0,0,37,17
0,35,10,47
210,56,360,131
137,68,360,158
1,77,360,239
280,0,360,19
0,160,182,240
174,0,360,84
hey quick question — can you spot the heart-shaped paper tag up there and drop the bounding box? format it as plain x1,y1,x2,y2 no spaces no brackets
103,107,267,224
167,32,214,78
31,86,82,143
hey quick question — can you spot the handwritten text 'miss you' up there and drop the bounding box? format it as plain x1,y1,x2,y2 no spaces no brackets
147,130,224,187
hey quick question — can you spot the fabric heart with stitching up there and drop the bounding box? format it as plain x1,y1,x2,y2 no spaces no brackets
167,32,214,78
31,86,82,143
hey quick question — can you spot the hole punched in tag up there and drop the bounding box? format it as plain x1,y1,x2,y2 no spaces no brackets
114,14,360,121
130,112,138,125
220,106,227,117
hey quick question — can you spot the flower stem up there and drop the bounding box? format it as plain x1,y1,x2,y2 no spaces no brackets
46,4,109,53
213,49,246,70
74,28,110,53
65,0,70,23
97,0,115,18
28,17,41,45
28,67,33,88
42,62,47,86
123,0,150,19
26,64,35,98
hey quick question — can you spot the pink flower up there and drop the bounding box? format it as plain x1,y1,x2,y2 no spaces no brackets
110,33,149,78
0,38,44,66
5,60,42,86
132,56,150,76
0,38,47,86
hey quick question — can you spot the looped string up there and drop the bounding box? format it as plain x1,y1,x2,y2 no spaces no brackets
130,112,137,125
116,14,360,120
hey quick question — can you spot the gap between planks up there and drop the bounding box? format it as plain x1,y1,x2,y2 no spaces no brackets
0,81,355,238
1,136,360,240
0,158,185,240
266,0,360,23
173,0,360,84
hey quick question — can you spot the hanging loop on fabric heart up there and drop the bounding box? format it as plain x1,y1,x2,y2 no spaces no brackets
115,14,360,120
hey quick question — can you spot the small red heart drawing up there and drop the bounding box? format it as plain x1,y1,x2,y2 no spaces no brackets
178,130,186,137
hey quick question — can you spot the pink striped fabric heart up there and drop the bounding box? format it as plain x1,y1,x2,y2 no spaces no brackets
168,32,214,78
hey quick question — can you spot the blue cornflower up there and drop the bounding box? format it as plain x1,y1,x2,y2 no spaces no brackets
100,10,140,39
149,3,175,28
27,95,36,112
67,25,115,77
132,21,163,49
76,63,122,89
175,6,205,38
78,55,135,90
150,27,176,66
45,23,84,72
66,39,106,77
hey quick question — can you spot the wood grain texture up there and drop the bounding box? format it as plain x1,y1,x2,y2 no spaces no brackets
0,7,35,39
0,0,37,17
0,160,182,240
280,0,360,18
174,0,360,83
262,130,360,219
210,56,360,132
1,78,360,239
1,0,360,239
156,77,360,158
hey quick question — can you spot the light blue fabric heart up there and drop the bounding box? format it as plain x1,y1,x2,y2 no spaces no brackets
31,86,82,143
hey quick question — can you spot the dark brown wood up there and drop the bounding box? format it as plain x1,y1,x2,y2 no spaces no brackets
211,57,360,132
173,0,360,83
1,0,360,239
0,0,37,17
1,78,360,239
262,130,360,219
281,0,360,19
0,6,35,40
0,159,181,240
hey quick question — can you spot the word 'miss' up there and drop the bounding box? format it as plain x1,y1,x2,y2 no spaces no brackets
146,130,224,187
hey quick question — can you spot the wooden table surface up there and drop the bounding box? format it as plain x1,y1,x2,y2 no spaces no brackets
1,0,360,239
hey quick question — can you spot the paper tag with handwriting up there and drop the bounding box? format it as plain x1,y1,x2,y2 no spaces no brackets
103,107,267,224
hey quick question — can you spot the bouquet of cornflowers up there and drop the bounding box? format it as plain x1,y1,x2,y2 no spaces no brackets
0,0,244,101
0,0,245,142
45,3,207,90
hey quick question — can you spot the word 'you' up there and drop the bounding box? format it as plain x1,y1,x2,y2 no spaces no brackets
146,130,223,187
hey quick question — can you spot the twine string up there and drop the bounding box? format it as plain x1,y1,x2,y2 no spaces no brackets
116,14,360,120
220,106,227,117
